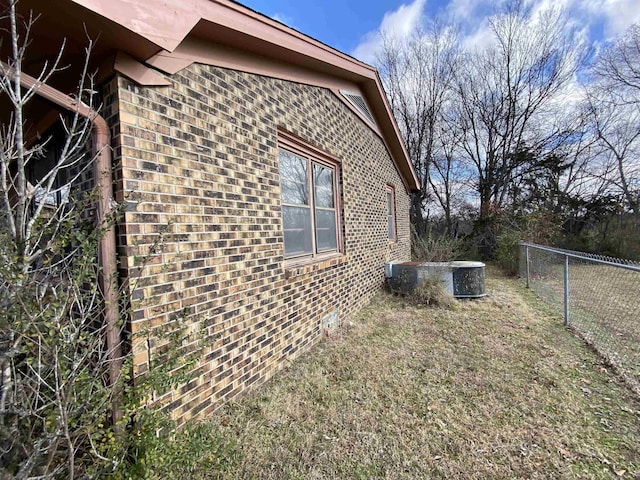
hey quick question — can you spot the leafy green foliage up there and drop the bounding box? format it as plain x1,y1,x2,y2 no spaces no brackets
560,195,640,260
0,192,117,477
0,4,230,474
0,165,233,479
461,209,562,272
114,418,239,480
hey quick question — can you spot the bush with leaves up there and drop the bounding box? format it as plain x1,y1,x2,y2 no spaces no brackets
0,2,237,478
457,206,561,271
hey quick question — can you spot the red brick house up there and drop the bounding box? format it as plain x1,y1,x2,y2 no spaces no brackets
9,0,419,422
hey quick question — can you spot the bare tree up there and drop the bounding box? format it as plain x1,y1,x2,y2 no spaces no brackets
454,2,583,219
553,112,607,209
0,2,126,477
0,2,209,475
376,20,460,235
428,118,472,236
592,24,640,100
584,93,640,213
587,24,640,214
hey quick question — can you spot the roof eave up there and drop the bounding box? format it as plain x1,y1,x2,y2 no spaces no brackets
65,0,419,190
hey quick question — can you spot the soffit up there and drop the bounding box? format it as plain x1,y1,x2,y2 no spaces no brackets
6,0,160,79
67,0,373,78
12,0,419,191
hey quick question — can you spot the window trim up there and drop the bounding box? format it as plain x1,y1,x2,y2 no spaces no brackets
386,184,397,242
278,130,343,262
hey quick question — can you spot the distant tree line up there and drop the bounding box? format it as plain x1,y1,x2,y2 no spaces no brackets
375,2,640,261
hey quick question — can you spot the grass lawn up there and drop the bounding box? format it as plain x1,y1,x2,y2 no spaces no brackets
205,268,640,479
527,261,640,393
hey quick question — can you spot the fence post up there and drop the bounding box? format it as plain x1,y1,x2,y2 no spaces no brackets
563,254,569,326
525,244,530,288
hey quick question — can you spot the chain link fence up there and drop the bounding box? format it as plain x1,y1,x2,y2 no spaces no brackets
519,242,640,396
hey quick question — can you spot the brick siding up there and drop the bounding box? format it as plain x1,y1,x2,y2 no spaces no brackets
107,64,411,422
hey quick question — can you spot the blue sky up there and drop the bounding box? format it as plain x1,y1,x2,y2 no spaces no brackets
241,0,446,54
241,0,640,64
241,0,441,56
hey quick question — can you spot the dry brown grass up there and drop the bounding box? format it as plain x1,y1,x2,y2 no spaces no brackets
527,261,640,393
408,276,457,309
205,268,640,479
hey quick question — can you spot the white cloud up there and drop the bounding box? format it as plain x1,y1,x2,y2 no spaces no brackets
351,0,640,69
352,0,427,64
351,0,640,63
271,12,296,29
446,0,488,23
446,0,640,53
530,0,640,42
599,0,640,38
460,18,495,51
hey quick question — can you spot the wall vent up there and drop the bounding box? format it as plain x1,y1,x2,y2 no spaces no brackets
340,91,377,126
321,310,339,331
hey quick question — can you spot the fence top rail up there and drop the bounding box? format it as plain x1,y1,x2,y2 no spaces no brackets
520,242,640,273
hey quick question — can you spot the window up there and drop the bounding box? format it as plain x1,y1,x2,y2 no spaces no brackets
386,185,396,241
279,137,341,260
29,144,70,210
27,121,75,216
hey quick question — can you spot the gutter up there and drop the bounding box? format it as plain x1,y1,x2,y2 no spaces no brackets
1,62,123,422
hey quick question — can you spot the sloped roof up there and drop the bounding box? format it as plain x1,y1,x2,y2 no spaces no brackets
18,0,420,191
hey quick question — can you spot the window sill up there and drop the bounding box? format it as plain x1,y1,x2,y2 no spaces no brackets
284,253,348,279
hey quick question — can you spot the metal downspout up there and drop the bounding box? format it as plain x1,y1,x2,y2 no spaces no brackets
2,62,123,422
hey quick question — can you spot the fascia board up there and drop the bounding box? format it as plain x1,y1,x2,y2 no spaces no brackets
67,0,419,191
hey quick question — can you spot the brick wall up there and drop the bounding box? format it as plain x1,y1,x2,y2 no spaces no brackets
109,63,411,422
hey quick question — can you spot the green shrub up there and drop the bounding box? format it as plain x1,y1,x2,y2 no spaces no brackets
495,226,523,274
0,6,234,475
562,213,640,261
461,209,562,271
114,417,239,480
